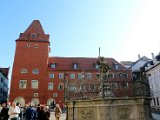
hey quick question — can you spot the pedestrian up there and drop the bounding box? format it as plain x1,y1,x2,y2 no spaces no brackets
37,105,45,120
55,104,62,120
26,105,37,120
42,106,50,120
8,102,20,120
0,102,9,120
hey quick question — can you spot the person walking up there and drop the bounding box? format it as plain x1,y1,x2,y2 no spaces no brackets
55,104,62,120
8,102,20,120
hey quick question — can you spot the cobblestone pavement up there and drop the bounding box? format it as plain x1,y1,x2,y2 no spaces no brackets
50,112,66,120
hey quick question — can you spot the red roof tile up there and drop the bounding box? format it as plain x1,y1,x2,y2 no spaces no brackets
48,57,126,70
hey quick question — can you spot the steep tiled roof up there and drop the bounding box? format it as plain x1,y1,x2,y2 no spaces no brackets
48,57,126,70
17,20,49,42
0,68,9,78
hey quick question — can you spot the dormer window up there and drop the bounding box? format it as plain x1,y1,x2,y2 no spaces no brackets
114,63,119,70
51,63,56,68
73,63,78,69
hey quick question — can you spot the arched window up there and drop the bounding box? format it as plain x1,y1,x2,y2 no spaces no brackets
47,98,55,108
31,98,39,106
14,97,25,106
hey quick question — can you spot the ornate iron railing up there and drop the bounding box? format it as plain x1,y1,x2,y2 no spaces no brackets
64,79,151,101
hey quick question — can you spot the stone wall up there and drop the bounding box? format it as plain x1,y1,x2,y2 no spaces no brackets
66,97,152,120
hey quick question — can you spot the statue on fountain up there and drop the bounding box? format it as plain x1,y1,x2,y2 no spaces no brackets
97,56,114,98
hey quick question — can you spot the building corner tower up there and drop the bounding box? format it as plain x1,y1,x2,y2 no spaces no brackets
10,20,50,105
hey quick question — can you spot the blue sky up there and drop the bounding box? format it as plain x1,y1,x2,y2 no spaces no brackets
0,0,160,71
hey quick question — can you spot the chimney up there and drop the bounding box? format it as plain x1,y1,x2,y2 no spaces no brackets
138,54,141,59
151,53,155,60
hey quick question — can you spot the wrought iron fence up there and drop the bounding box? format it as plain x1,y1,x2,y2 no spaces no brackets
64,79,151,101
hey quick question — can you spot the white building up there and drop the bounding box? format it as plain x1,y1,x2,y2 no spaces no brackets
146,53,160,108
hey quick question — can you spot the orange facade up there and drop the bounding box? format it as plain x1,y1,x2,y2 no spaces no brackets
9,20,132,106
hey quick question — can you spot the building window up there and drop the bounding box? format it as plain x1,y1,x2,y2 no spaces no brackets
87,73,92,79
53,93,58,97
48,82,54,90
33,93,38,97
114,63,119,69
123,73,128,78
51,63,56,68
32,69,39,74
19,80,27,89
26,43,31,47
31,33,36,38
114,73,118,78
78,73,82,80
73,63,78,69
96,73,100,79
70,73,75,79
58,84,64,90
31,80,38,89
34,44,38,48
95,64,99,69
21,68,27,74
59,73,64,79
49,73,54,79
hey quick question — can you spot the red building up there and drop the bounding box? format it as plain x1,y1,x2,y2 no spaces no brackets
9,20,131,106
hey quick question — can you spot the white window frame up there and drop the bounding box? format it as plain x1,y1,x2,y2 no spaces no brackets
19,80,27,89
21,68,27,74
70,73,75,79
87,73,92,79
49,73,54,79
78,73,82,80
31,80,38,89
51,63,56,68
48,82,53,90
59,73,64,79
73,64,78,69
